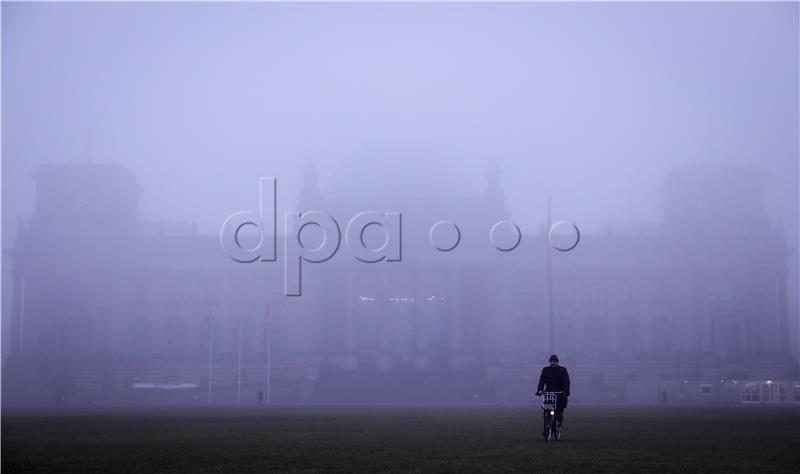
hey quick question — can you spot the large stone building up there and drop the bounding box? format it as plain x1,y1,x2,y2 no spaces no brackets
3,161,798,406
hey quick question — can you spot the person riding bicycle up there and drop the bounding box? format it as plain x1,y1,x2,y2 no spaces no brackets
535,354,570,437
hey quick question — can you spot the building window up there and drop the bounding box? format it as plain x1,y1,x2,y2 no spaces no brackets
763,382,777,402
742,383,760,402
699,384,712,395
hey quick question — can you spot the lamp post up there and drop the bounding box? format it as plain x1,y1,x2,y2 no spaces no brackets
237,318,242,405
265,304,271,406
546,197,555,354
207,312,213,405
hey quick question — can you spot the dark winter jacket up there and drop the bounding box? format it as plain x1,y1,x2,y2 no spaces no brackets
537,366,570,396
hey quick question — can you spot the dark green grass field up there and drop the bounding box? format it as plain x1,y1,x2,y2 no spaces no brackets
3,405,799,473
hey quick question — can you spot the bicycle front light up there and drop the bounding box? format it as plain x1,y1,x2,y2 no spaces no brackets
550,410,555,416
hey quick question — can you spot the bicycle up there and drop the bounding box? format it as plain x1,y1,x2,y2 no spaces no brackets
539,391,564,442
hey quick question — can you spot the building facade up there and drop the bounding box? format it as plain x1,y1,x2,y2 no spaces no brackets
3,162,797,405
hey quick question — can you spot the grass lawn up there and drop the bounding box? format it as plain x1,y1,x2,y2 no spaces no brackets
3,405,799,473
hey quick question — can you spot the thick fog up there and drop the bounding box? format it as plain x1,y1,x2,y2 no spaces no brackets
2,2,798,406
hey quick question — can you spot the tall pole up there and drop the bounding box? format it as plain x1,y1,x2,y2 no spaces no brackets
546,196,555,354
237,318,242,405
266,304,271,406
18,277,26,355
207,312,213,405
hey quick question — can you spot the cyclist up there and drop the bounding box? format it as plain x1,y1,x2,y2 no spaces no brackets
535,354,570,438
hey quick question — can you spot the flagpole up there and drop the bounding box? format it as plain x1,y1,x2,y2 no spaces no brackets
546,196,555,354
207,311,213,405
266,304,271,406
18,277,26,355
237,317,242,405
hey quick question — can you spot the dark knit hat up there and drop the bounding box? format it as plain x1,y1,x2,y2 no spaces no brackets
549,354,559,362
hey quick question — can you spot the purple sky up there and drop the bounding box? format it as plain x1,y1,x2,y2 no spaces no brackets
3,2,798,244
